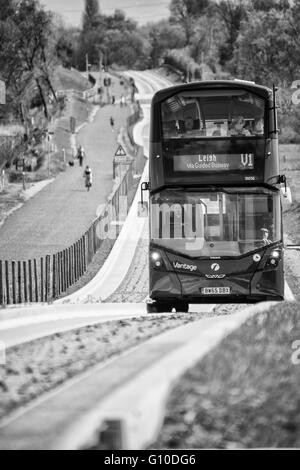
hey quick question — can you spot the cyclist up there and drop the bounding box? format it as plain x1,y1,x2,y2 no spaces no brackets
83,165,92,191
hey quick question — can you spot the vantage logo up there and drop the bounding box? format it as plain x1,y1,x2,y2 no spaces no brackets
173,262,197,272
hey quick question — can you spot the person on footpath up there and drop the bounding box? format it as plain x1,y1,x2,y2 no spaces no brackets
83,165,92,192
77,145,85,167
110,117,115,131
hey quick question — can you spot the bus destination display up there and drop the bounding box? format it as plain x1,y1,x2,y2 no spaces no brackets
174,153,255,172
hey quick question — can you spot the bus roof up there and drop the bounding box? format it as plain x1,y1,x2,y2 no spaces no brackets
152,80,272,104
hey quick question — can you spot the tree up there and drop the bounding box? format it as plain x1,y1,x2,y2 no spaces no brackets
56,28,78,69
231,8,296,85
0,0,15,21
189,14,225,71
215,0,247,64
76,7,150,70
144,20,185,68
0,0,59,121
250,0,290,11
83,0,100,29
169,0,211,45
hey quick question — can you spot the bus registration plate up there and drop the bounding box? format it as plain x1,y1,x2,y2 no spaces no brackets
201,287,231,295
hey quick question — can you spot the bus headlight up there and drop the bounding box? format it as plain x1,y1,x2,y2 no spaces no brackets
150,251,164,269
267,249,281,268
151,252,161,261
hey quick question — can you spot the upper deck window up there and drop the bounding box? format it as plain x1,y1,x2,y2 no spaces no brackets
161,89,265,140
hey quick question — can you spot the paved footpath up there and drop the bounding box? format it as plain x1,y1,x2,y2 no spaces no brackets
0,102,132,261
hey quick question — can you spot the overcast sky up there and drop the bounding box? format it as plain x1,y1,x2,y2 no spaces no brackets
41,0,170,26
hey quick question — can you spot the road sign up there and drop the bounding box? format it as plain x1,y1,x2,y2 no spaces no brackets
0,80,6,104
115,145,126,157
114,155,128,164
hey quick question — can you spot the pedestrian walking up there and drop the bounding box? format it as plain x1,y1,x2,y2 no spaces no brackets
76,145,85,167
83,165,92,192
110,117,115,131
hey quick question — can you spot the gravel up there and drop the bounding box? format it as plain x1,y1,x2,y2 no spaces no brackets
107,236,149,303
150,302,300,449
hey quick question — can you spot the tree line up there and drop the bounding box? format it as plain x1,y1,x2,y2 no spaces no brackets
64,0,300,87
1,0,300,127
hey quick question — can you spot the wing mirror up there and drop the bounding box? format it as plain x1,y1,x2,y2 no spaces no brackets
138,182,150,217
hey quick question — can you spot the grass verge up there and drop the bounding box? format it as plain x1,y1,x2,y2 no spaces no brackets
151,302,300,449
0,313,214,422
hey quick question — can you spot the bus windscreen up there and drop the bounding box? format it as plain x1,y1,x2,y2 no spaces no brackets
161,89,266,140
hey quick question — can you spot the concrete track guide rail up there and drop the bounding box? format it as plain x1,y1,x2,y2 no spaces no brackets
0,302,276,450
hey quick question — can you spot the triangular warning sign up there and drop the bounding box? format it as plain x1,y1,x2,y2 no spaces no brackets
115,145,127,157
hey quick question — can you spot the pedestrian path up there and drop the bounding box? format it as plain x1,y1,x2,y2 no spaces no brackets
0,103,132,261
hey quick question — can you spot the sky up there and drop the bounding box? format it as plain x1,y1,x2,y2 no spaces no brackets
41,0,171,26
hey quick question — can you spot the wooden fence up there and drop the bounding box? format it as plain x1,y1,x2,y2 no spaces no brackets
0,157,141,306
0,102,144,306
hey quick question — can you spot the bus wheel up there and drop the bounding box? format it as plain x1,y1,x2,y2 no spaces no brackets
147,303,172,314
175,302,189,313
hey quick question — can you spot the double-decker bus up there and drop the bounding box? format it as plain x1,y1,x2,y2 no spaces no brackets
145,80,286,313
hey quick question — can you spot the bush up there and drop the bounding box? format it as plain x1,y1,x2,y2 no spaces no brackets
0,134,25,168
164,49,203,80
8,170,24,183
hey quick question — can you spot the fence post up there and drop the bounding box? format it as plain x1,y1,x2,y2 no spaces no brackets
77,241,81,280
56,253,60,297
56,253,59,297
12,261,16,304
59,252,63,297
40,258,44,302
45,255,50,301
70,247,74,287
56,254,60,297
65,249,68,290
61,250,66,292
65,249,69,290
79,240,82,278
73,244,76,283
80,239,84,277
0,261,3,306
71,246,74,284
83,235,87,272
23,261,28,303
18,261,22,304
77,242,81,278
5,260,10,305
29,259,33,303
89,229,92,264
68,248,72,288
52,254,56,299
75,243,79,282
60,251,64,294
82,237,85,274
34,259,38,302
